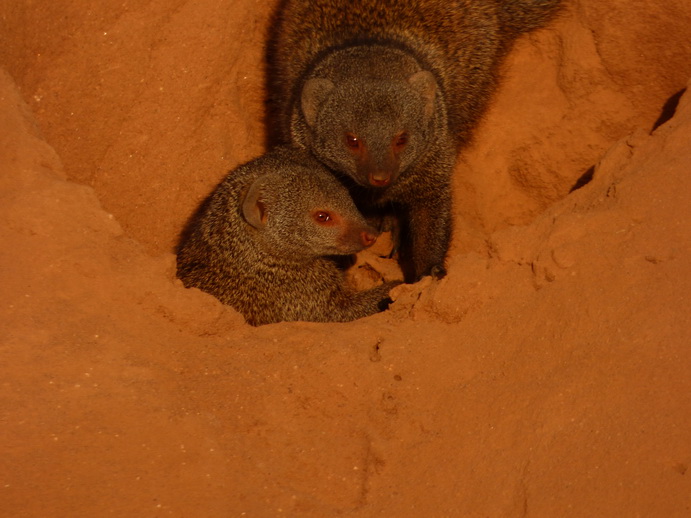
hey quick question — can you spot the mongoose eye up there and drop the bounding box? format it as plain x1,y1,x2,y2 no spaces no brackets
345,132,361,151
313,211,333,224
393,132,409,151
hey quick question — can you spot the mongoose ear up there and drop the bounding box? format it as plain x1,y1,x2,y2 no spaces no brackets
408,70,437,122
301,78,335,127
242,177,268,229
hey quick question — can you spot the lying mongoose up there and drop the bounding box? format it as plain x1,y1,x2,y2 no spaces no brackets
176,147,400,326
266,0,562,281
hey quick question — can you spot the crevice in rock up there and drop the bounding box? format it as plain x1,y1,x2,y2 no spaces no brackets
651,88,686,132
569,165,595,192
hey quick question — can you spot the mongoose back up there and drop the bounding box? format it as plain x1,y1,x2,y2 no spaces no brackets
267,0,562,281
176,147,400,326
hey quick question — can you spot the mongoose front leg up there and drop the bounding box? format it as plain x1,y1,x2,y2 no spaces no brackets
402,192,452,282
338,280,403,321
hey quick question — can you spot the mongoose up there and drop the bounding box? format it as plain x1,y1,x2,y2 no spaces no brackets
266,0,562,281
176,146,400,326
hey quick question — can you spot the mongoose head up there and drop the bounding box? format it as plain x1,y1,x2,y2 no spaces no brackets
240,150,379,258
301,71,437,189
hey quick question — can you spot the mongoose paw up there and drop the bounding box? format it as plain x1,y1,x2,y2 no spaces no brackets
377,296,394,311
428,264,447,280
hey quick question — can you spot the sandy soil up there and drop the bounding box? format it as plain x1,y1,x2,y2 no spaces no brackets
1,1,690,516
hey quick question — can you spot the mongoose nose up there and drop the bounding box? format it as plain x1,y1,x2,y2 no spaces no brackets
361,230,378,248
368,172,391,187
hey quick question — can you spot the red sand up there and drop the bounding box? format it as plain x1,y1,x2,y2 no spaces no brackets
1,1,690,515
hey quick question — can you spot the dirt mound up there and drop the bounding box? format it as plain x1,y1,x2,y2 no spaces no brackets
1,1,690,516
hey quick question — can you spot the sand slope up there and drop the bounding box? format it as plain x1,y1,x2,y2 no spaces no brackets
1,1,690,516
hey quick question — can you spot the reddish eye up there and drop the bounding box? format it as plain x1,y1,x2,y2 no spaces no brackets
313,211,332,224
345,132,361,151
393,132,408,151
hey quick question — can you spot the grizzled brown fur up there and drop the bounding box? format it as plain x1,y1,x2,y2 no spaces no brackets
266,0,562,281
177,147,399,326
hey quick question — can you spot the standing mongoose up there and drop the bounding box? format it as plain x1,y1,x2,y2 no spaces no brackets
176,146,400,326
266,0,562,282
